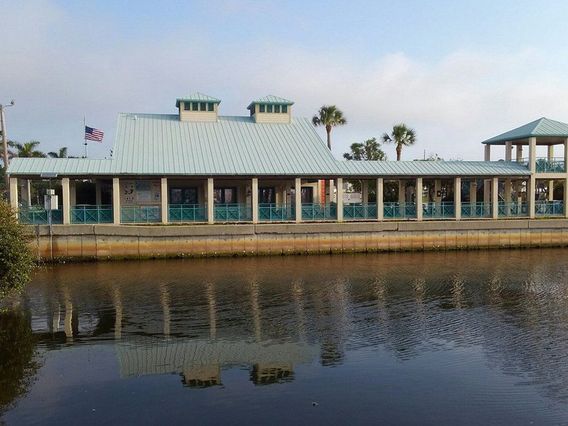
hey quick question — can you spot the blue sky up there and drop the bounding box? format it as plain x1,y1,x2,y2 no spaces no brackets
2,0,568,160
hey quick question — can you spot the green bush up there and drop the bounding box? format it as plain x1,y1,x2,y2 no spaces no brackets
0,200,35,299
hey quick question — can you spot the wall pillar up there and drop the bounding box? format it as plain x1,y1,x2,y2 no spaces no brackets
336,178,344,222
112,177,120,225
469,179,477,204
416,177,423,221
161,177,168,224
492,177,499,219
252,177,259,224
398,180,405,204
9,177,18,210
328,179,335,204
505,141,513,161
20,179,30,207
207,178,214,224
516,144,523,162
454,177,461,220
504,179,512,203
434,179,441,205
361,180,369,204
62,177,70,225
295,177,302,223
529,137,537,172
377,177,384,221
484,144,491,161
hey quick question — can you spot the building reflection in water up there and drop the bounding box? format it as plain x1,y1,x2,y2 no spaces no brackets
11,249,568,402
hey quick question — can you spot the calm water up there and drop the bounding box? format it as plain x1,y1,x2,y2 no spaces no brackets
2,250,568,425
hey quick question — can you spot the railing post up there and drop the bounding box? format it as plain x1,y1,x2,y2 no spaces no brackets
252,177,259,224
161,177,168,224
454,177,461,220
492,177,499,219
416,177,423,221
112,177,121,225
336,178,344,222
377,178,384,221
62,177,70,225
295,177,302,223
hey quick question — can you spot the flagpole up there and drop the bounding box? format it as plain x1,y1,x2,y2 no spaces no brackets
83,115,88,158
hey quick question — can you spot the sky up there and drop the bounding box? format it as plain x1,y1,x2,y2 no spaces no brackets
1,0,568,161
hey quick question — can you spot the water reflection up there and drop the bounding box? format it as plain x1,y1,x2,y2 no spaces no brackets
3,249,568,424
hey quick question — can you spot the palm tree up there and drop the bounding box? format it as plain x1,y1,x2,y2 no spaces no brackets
382,124,416,161
0,140,16,166
48,147,68,158
312,105,347,151
13,141,45,158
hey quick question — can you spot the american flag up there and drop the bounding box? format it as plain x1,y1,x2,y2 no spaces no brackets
85,126,104,142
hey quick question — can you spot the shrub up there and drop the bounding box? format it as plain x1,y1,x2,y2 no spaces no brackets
0,200,34,299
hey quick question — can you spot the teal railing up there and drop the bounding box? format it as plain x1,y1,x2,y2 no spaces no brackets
214,203,252,222
535,200,564,216
423,202,455,219
169,204,207,222
343,203,377,220
19,207,63,225
520,157,566,173
498,202,528,217
301,203,337,221
259,203,295,221
121,206,161,223
71,205,113,224
383,202,416,219
461,202,492,218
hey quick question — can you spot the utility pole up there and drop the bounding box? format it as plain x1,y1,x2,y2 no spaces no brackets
1,100,15,192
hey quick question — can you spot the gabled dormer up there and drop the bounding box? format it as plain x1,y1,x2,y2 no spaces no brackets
176,92,221,122
247,95,293,124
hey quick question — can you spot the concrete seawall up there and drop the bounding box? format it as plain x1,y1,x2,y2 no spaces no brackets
30,219,568,261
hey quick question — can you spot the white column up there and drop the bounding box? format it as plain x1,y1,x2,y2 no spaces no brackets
398,180,405,204
377,177,384,221
454,177,461,220
337,177,344,222
207,178,214,224
20,179,30,207
95,180,102,205
516,144,523,162
295,177,302,223
62,177,70,225
484,144,491,161
548,145,555,201
361,180,369,204
112,177,120,225
505,141,513,161
9,177,18,209
470,179,477,204
434,179,441,205
528,137,536,218
492,177,499,219
416,177,423,221
252,177,259,224
328,179,335,204
161,177,168,224
564,138,568,171
565,138,568,218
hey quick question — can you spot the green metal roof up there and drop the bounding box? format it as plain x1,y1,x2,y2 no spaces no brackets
247,95,294,110
7,112,530,177
483,117,568,144
175,92,221,108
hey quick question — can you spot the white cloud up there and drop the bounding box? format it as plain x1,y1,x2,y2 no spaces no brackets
2,0,568,161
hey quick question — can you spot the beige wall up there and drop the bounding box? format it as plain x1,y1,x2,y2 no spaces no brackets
179,102,218,122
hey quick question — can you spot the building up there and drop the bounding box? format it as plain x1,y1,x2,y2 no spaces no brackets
6,93,568,225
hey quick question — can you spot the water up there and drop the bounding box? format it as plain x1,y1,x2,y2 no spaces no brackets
2,249,568,425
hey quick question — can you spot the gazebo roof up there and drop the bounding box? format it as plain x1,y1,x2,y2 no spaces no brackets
482,117,568,145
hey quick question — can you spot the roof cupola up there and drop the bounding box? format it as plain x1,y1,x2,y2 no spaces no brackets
176,92,221,122
247,95,294,124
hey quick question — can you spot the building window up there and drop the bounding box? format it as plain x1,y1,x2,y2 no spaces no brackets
183,102,191,111
170,187,198,204
200,102,206,111
301,187,314,203
259,104,266,113
282,105,288,113
274,105,281,113
267,104,273,113
214,187,237,204
208,103,214,111
191,102,199,111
